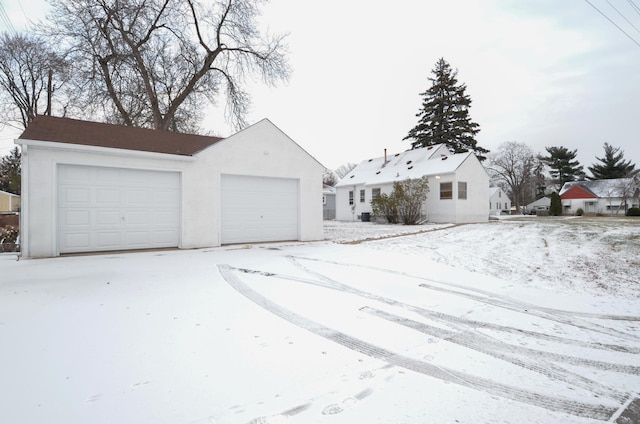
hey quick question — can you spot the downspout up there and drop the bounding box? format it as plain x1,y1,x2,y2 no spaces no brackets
352,184,356,221
18,143,27,259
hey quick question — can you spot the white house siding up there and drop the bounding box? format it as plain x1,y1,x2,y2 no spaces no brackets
335,152,489,224
455,156,490,223
17,119,323,258
489,187,512,216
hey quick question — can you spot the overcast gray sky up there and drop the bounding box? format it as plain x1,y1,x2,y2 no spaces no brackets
1,0,639,173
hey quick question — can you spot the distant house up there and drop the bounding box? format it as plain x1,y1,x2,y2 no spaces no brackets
335,145,489,224
0,190,20,213
525,196,551,213
322,185,336,220
488,187,511,216
559,177,640,215
16,115,324,258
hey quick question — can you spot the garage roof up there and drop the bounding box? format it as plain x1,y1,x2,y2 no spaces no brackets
19,115,223,156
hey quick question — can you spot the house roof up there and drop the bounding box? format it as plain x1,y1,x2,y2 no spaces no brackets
526,196,550,209
0,190,20,198
559,178,636,198
335,145,474,187
18,115,223,156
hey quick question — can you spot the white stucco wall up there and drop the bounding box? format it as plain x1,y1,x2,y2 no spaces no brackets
191,119,324,246
17,119,323,258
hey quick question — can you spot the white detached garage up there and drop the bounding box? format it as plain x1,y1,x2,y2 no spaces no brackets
17,116,324,258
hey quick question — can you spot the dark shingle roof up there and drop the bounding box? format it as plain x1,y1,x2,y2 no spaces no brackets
19,115,223,156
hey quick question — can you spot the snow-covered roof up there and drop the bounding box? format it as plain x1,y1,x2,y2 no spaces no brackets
559,178,638,198
0,190,20,197
322,185,336,194
335,145,473,187
526,196,550,209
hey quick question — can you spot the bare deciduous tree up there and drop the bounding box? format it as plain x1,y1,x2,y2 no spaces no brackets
47,0,289,133
487,141,538,213
0,33,69,129
334,163,357,179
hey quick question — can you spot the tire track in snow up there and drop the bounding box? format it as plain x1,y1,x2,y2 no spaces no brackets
288,256,640,353
218,264,618,421
290,256,640,340
361,306,630,402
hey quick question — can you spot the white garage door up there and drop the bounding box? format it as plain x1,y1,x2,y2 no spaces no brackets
58,164,180,254
221,174,298,244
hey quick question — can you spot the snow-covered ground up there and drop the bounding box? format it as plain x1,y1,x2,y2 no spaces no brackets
1,216,639,424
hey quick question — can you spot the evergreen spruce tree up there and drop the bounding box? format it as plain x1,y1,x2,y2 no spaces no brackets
549,192,562,216
404,58,488,160
541,146,585,190
587,143,637,179
0,146,20,194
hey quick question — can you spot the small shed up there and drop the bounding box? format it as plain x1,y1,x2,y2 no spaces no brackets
0,190,20,212
322,184,336,220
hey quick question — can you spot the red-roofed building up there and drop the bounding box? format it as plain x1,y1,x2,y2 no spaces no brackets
559,178,640,215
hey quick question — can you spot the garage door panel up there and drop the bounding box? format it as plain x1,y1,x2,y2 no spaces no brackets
64,233,90,250
221,174,298,244
154,210,180,225
96,210,121,225
96,188,121,204
96,231,122,248
62,187,92,204
62,210,90,226
58,165,180,254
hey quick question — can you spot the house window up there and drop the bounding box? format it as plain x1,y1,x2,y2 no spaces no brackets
349,191,354,205
458,182,467,199
440,182,452,199
372,188,381,199
499,191,502,198
360,189,365,203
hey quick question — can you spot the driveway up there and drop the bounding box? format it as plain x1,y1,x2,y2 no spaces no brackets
1,220,639,423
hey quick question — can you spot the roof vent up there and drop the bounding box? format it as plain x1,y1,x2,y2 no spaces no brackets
428,146,433,150
441,156,448,160
406,160,412,165
350,175,355,178
368,159,373,162
408,165,413,170
395,153,400,157
376,171,381,174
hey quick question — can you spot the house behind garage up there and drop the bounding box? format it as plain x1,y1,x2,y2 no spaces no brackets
16,116,324,258
335,145,489,223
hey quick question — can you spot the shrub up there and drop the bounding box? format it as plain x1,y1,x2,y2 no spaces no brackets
371,193,399,224
395,177,430,225
0,226,19,252
627,207,640,216
370,177,430,225
576,208,584,216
